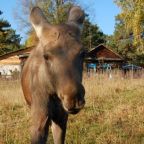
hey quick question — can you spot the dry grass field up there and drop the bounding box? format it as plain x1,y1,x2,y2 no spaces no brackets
0,72,144,144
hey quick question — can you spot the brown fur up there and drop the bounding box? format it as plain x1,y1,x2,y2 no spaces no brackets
21,6,85,144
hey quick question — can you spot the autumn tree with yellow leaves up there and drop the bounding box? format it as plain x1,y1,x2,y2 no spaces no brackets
107,0,144,65
114,0,144,53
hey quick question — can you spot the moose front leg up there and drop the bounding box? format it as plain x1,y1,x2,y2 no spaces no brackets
51,112,68,144
31,106,50,144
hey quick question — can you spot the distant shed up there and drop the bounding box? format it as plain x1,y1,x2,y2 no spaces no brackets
84,44,124,73
85,44,124,63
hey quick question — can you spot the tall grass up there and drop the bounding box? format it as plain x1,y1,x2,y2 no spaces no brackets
0,73,144,144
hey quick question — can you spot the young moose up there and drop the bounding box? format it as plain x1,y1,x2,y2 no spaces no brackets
21,6,85,144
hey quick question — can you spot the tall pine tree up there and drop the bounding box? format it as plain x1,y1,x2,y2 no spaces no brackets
0,10,21,55
82,19,106,51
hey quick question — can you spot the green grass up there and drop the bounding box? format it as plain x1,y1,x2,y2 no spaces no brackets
0,74,144,144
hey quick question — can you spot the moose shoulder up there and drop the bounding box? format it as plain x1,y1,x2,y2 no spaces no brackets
21,6,85,144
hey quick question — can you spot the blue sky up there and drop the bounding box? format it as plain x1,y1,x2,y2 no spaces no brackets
77,0,120,34
0,0,120,43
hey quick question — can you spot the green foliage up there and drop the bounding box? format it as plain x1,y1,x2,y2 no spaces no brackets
17,0,74,46
39,0,73,24
106,19,136,62
107,0,144,65
82,19,106,50
0,11,21,55
114,0,144,53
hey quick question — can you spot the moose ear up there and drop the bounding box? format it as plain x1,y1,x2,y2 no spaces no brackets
30,7,49,38
68,6,85,31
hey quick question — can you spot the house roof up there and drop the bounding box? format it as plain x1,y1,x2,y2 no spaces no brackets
0,46,34,61
86,44,124,62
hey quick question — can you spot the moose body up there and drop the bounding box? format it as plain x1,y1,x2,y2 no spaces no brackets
21,6,85,144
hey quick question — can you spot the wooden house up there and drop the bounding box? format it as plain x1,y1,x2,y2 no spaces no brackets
85,44,123,63
85,44,124,71
0,46,33,76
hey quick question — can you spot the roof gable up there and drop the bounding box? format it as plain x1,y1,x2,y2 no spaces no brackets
87,44,123,60
0,46,34,61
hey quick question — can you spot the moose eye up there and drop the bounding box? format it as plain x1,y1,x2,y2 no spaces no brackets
43,53,49,60
43,52,53,61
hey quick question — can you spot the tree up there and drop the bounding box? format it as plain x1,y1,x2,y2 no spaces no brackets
107,11,144,65
107,15,133,59
15,0,106,48
106,0,144,65
0,11,21,55
82,19,106,50
15,0,75,46
114,0,144,53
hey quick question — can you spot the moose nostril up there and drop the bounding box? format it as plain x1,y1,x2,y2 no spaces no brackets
43,54,49,60
67,108,74,112
78,99,85,107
